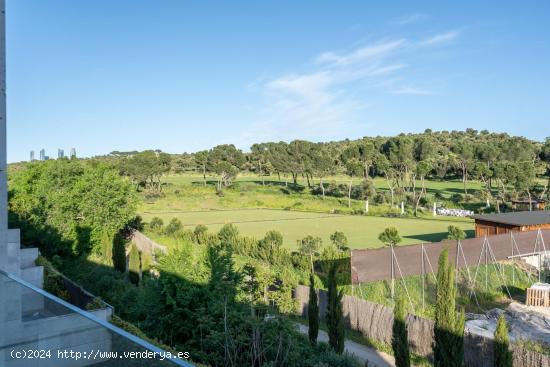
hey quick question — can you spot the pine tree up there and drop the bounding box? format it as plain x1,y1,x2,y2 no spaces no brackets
494,314,513,367
326,263,345,354
128,244,141,285
433,248,465,367
308,273,319,345
392,295,410,367
112,231,127,273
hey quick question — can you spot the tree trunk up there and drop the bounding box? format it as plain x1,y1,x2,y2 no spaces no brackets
320,178,325,200
203,166,206,186
364,162,370,180
348,178,352,208
462,165,468,194
306,173,311,188
259,161,264,186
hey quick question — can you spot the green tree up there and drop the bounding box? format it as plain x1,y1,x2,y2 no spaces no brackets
451,140,474,194
312,143,335,199
206,144,245,192
326,263,345,354
258,230,284,263
112,232,127,273
250,143,271,186
494,314,513,367
541,137,550,193
376,154,399,207
447,225,466,241
128,244,141,285
194,150,209,186
433,248,465,367
343,157,363,207
379,227,402,247
308,273,319,345
413,159,433,216
9,159,137,257
330,231,348,251
119,150,171,191
298,235,322,272
392,295,410,367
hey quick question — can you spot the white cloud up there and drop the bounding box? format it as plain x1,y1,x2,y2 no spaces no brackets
247,29,461,142
419,30,460,46
316,39,406,67
391,13,430,26
391,86,433,95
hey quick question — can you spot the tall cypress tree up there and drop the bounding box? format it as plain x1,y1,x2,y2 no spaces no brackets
392,295,410,367
112,231,127,273
494,314,513,367
433,248,465,367
128,244,141,285
326,263,345,354
308,273,319,345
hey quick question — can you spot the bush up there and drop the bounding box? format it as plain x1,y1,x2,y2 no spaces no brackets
193,224,209,244
149,217,164,232
450,193,463,203
164,218,183,236
218,223,239,247
36,256,70,301
374,193,386,204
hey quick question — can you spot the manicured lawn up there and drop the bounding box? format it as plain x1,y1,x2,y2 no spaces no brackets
140,208,473,250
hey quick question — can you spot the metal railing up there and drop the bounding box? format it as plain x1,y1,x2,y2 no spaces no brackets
0,268,194,366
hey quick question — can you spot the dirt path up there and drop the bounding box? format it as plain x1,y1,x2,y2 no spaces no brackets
296,323,395,367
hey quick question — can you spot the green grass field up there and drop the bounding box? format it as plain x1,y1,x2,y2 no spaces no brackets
139,173,478,249
141,208,473,249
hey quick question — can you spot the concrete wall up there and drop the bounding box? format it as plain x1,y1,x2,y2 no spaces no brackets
129,230,167,262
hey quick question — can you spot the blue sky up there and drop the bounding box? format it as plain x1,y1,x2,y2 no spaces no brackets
6,1,550,162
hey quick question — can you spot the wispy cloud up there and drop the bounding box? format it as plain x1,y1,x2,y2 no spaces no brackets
315,39,406,67
391,13,430,26
391,86,433,95
247,29,461,142
419,30,460,46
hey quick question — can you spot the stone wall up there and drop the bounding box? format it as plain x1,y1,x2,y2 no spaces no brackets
294,285,550,367
129,230,167,257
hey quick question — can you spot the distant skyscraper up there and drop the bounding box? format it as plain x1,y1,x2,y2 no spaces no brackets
30,150,35,161
70,148,76,159
39,149,45,161
57,149,64,159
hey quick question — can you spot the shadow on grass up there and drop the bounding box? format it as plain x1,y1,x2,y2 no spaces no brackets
403,229,474,243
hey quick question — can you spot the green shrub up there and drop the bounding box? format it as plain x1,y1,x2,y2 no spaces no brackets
164,218,183,236
128,244,141,285
218,223,239,246
149,217,164,232
193,224,208,244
